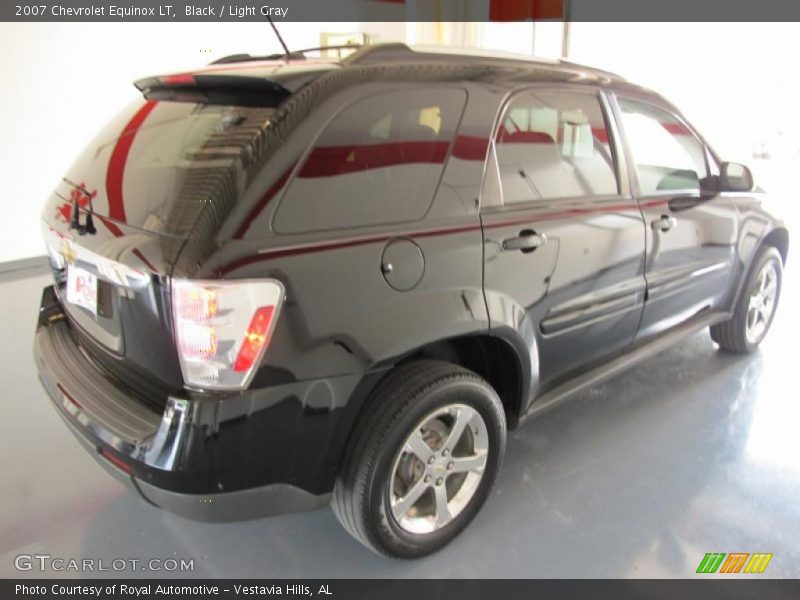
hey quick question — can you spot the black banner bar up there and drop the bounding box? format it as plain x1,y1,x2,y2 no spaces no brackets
6,0,800,22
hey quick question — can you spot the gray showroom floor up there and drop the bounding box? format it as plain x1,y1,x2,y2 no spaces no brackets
1,261,798,579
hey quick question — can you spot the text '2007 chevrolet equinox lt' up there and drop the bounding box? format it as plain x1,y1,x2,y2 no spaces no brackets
34,44,788,557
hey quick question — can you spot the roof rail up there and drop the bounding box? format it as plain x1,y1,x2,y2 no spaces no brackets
206,43,625,82
342,44,624,81
209,44,364,65
558,59,624,81
342,43,415,64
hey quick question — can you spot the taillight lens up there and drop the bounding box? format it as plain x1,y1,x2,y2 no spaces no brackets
175,284,218,321
233,306,276,373
171,279,284,390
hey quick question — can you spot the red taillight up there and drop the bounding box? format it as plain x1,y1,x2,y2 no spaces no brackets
233,306,276,373
159,74,195,85
171,279,284,390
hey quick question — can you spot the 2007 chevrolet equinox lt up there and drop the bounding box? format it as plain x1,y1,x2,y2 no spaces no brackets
34,44,789,557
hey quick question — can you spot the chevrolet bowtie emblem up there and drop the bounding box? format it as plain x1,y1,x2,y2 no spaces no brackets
59,240,77,265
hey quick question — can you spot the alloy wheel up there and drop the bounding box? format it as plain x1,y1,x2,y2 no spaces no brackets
745,261,778,345
389,403,489,535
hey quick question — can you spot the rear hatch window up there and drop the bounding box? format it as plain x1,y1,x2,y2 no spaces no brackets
53,98,277,239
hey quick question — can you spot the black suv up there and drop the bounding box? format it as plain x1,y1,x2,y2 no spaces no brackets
35,44,788,557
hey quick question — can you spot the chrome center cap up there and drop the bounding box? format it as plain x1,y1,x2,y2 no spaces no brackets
431,457,447,473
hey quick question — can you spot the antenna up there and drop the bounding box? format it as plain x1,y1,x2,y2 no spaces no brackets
266,16,291,63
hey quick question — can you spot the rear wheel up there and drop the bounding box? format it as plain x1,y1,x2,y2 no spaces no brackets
711,246,782,353
332,360,506,558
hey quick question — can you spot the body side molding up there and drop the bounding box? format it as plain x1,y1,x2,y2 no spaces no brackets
520,310,731,423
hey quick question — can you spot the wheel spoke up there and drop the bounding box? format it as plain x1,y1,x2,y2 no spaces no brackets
449,450,488,475
389,402,491,534
764,279,777,302
433,484,452,528
392,478,429,519
747,307,757,329
404,429,433,463
444,407,473,451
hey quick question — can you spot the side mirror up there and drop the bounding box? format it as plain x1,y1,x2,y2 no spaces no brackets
720,162,754,192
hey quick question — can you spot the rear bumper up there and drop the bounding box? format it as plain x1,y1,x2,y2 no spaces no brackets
34,286,340,521
46,392,329,521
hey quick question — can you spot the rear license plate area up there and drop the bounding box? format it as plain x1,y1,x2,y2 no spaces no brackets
66,265,97,316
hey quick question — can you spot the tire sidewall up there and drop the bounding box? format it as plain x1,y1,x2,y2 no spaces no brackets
367,377,506,557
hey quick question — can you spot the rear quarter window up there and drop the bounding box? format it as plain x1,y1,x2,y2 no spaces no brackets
273,87,467,233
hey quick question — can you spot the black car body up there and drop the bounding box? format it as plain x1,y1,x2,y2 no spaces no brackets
34,44,788,555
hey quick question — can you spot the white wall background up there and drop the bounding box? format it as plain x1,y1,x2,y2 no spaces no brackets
567,23,800,208
0,22,796,263
0,22,405,263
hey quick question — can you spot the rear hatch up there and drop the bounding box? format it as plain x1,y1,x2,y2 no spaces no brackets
41,63,327,399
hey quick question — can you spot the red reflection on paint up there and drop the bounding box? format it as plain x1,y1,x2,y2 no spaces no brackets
497,129,556,145
497,126,610,145
106,100,158,224
234,163,296,240
662,122,691,136
451,135,489,161
297,141,451,179
55,183,96,224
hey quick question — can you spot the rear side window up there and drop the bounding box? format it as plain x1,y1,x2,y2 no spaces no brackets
618,98,709,194
495,90,618,205
273,88,467,233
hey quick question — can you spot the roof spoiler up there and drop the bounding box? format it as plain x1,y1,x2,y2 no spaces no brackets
133,74,292,107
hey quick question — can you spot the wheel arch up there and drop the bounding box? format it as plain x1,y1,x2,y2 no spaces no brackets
728,226,789,312
762,226,789,265
395,333,526,428
338,332,527,460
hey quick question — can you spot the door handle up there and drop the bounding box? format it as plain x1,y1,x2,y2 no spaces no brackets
502,230,547,253
651,215,677,232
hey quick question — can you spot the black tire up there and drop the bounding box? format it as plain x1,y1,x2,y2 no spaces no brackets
711,245,783,353
332,359,506,558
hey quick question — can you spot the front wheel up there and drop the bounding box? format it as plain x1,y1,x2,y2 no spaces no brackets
711,246,783,353
332,360,506,558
